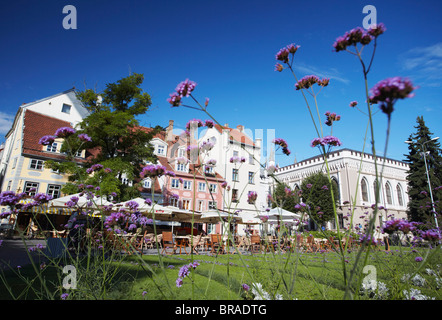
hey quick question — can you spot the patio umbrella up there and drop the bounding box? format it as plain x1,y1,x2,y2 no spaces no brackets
199,209,242,224
265,207,301,220
48,193,113,210
113,197,153,213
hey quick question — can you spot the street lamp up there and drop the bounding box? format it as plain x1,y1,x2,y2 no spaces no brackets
405,137,440,229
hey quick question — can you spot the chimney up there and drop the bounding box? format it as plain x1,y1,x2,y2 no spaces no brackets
236,125,244,132
224,123,229,128
166,120,174,141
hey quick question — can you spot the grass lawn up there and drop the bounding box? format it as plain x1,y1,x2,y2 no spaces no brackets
1,246,441,300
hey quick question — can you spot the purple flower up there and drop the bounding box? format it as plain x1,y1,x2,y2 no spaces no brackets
61,293,69,300
295,75,329,90
167,92,182,107
415,257,423,262
247,191,257,204
125,200,139,211
78,133,92,142
367,23,386,38
369,77,415,115
55,127,76,138
242,284,250,291
333,26,376,52
176,277,183,288
39,135,56,146
275,43,300,64
140,164,167,178
175,79,197,98
349,101,358,107
145,198,152,206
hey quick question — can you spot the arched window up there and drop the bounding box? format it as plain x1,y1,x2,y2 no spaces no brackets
396,184,404,206
373,180,380,202
385,182,393,205
331,177,340,202
361,178,369,202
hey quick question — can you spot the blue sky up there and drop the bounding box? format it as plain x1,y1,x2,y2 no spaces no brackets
1,0,441,168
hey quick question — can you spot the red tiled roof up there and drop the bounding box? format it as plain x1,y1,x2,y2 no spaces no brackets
22,109,87,162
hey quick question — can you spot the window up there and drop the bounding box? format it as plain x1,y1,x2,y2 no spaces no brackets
24,181,39,196
170,197,179,208
397,184,404,206
385,182,392,205
232,168,239,181
209,184,217,194
182,199,191,210
183,180,192,190
248,171,254,184
249,153,254,165
232,189,239,202
373,180,381,202
361,178,369,202
176,163,187,172
61,104,71,114
171,178,180,189
143,179,152,188
46,142,58,153
233,151,239,157
198,182,206,192
178,148,186,157
205,166,214,175
29,159,44,170
47,184,61,199
197,200,204,212
208,201,217,210
6,181,12,191
157,144,165,155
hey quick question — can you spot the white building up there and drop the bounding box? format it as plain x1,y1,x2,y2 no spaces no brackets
274,148,410,238
198,123,265,233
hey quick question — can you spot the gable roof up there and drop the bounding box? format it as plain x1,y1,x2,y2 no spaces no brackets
22,109,86,162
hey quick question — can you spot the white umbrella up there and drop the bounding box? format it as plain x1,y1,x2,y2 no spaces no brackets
265,207,301,220
199,209,242,223
113,197,153,213
49,193,113,210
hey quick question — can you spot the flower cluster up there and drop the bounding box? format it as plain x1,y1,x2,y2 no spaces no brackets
176,261,200,288
382,219,418,235
310,135,342,148
275,43,300,64
140,164,168,178
39,135,56,146
78,133,92,142
230,156,246,163
295,75,329,90
324,111,341,126
333,24,386,52
86,164,105,174
247,191,257,204
199,140,215,152
349,101,358,107
167,79,197,107
273,138,290,156
55,127,76,138
369,77,415,115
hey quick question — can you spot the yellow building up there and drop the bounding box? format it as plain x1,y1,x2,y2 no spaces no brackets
0,89,89,234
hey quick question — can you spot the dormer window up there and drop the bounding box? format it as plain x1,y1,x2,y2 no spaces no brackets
46,142,58,153
157,144,165,155
61,104,71,114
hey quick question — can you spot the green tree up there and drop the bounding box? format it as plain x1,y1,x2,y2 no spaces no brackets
404,116,442,228
59,73,161,200
300,172,339,225
271,182,300,212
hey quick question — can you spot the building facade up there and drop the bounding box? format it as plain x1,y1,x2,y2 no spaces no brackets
0,88,89,196
274,148,410,237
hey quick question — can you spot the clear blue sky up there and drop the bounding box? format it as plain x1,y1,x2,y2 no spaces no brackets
1,0,441,168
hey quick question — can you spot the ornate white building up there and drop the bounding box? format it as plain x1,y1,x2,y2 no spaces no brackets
274,148,410,236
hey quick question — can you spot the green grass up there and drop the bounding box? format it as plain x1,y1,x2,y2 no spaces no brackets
1,246,441,300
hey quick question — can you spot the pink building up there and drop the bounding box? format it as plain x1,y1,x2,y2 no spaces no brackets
138,121,226,234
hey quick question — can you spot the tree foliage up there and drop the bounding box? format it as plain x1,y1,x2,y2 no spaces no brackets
404,116,442,228
300,172,339,225
58,73,161,200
